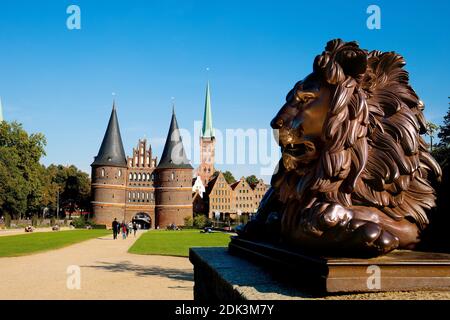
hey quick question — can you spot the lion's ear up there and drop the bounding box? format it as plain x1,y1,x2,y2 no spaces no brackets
336,48,368,79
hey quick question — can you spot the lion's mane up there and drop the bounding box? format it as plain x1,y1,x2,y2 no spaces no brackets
293,39,442,230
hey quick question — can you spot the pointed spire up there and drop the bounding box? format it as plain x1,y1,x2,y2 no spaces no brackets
91,101,127,167
0,97,4,122
201,82,215,138
157,107,193,169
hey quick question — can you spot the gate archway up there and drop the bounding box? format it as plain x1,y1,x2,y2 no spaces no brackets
132,212,152,230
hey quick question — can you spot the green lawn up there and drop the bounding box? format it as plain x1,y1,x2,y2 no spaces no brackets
129,229,232,257
0,229,110,257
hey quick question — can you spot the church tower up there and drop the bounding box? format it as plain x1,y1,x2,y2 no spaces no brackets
197,82,215,185
155,107,193,228
91,102,128,227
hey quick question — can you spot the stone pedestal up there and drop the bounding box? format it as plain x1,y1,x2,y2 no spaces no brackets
189,245,450,301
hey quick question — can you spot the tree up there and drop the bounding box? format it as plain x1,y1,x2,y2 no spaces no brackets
0,121,46,219
222,171,236,184
426,121,439,151
432,99,450,170
246,175,259,186
437,98,450,147
41,164,91,217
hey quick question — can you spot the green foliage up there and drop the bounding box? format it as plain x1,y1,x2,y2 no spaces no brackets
432,101,450,171
0,121,46,219
0,121,91,220
245,175,259,186
91,224,106,229
437,99,450,146
184,216,193,227
222,171,236,184
4,213,11,228
193,214,208,229
41,164,91,215
31,215,38,227
426,121,439,151
71,217,87,228
213,170,236,184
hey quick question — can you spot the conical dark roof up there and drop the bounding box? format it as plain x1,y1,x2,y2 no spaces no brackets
91,103,127,168
157,108,193,169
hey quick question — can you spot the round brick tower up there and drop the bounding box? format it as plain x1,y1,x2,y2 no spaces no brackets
91,102,128,227
155,108,193,228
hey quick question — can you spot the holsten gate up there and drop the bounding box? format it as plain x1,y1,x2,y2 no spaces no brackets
90,103,193,229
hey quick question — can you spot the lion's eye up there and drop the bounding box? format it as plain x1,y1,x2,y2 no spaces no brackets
295,92,316,106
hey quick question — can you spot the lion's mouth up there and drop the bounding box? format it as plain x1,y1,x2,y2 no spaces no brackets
281,142,316,157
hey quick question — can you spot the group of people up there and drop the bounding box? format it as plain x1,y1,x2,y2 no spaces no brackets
112,218,138,240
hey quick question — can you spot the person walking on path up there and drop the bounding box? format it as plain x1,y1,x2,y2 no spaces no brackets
121,221,127,240
132,222,138,237
112,218,119,240
116,221,121,236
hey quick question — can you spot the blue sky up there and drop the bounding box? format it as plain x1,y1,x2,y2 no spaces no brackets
0,0,449,182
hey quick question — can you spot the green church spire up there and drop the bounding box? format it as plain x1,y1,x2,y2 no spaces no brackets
201,82,215,138
0,97,4,122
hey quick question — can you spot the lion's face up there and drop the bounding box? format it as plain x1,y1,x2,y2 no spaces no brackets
271,73,331,171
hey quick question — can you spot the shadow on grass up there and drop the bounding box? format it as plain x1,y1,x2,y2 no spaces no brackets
84,261,193,281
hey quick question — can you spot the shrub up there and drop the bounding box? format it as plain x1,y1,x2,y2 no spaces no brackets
31,215,38,227
91,224,106,229
71,217,87,228
184,216,194,227
193,214,208,229
5,213,11,228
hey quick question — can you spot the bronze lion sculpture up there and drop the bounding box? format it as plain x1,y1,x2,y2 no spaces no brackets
240,39,442,257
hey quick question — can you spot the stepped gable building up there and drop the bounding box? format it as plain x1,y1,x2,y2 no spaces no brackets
196,82,216,185
91,103,193,229
194,172,269,220
231,177,257,214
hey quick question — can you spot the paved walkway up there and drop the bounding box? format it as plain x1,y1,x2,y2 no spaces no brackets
0,230,193,300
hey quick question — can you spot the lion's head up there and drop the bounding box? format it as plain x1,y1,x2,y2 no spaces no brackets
270,39,442,230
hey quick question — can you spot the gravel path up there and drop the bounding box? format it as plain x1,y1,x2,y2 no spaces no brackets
0,230,193,300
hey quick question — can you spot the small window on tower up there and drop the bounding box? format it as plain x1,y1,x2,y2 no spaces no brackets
101,169,105,177
118,169,122,177
171,172,175,180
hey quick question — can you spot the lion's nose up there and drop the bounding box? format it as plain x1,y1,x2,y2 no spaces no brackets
271,117,284,129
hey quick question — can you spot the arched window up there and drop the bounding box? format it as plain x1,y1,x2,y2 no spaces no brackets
129,173,133,180
101,168,105,177
133,173,137,180
118,169,122,177
138,173,141,181
171,172,175,180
